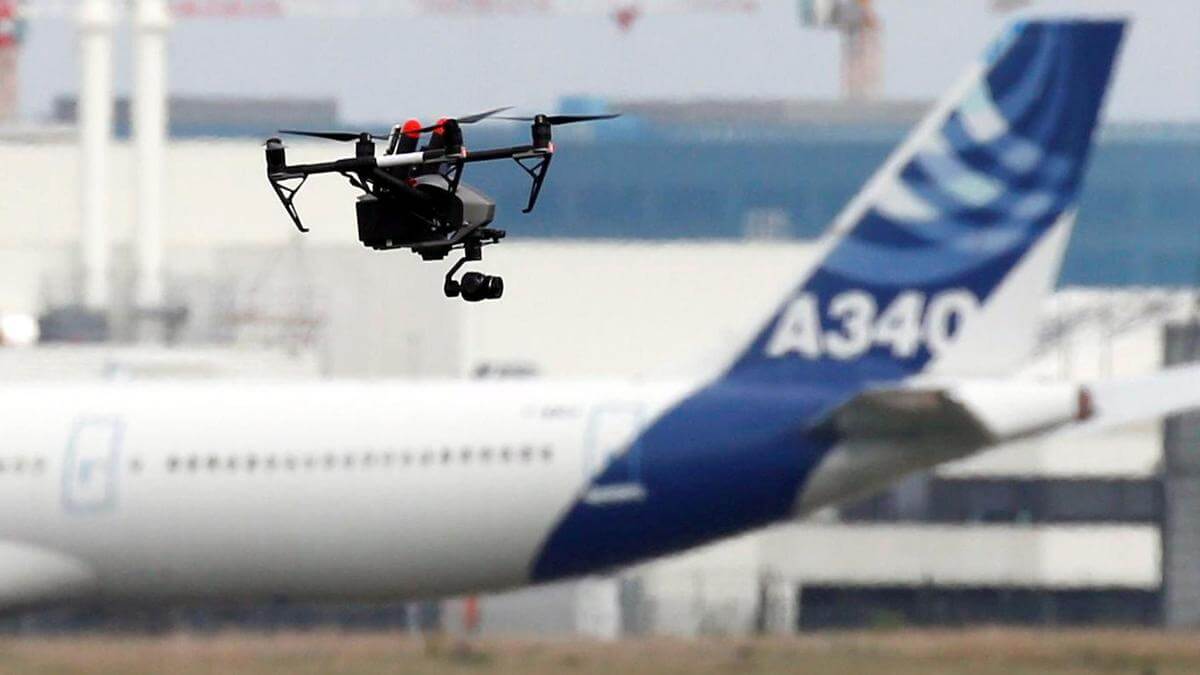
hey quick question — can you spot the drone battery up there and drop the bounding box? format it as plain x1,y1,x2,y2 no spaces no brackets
356,195,412,249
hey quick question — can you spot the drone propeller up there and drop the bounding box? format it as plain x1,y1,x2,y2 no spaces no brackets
278,130,387,142
412,106,514,134
497,113,622,126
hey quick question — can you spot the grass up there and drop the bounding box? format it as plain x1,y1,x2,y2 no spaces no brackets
0,629,1195,674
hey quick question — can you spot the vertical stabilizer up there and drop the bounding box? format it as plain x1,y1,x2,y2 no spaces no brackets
727,20,1125,389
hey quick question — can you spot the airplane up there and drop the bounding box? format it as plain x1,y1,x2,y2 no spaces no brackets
0,18,1188,611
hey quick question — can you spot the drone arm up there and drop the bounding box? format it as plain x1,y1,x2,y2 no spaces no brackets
460,145,555,213
265,151,444,234
461,145,535,163
277,148,450,179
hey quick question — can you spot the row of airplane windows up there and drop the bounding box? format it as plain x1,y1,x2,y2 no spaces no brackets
0,458,47,475
159,445,556,474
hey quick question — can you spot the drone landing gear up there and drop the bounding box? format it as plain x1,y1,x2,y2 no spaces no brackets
443,255,504,303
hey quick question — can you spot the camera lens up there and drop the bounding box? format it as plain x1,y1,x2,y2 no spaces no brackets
486,276,504,300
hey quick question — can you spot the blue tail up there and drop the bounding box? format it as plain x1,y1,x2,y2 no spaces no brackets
728,19,1126,389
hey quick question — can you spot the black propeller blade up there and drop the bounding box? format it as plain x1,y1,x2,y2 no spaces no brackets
278,130,387,142
497,113,622,126
413,106,514,134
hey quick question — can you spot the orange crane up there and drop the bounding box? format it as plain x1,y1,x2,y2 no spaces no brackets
799,0,881,101
0,0,21,123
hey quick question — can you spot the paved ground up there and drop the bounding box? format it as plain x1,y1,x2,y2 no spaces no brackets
0,629,1195,674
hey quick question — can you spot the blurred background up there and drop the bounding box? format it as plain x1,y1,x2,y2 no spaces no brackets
0,0,1199,640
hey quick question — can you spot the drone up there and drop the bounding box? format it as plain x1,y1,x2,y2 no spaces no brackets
264,108,619,302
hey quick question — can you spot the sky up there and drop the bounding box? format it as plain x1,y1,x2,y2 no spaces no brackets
14,0,1200,124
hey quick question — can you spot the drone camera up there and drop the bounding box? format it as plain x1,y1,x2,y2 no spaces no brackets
456,272,504,302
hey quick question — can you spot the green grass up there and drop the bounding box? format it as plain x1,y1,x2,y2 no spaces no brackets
0,629,1195,675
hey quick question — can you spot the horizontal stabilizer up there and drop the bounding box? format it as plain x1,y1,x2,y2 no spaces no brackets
1060,362,1200,437
819,380,1086,445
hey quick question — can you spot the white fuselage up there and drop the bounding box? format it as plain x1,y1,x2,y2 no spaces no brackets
0,380,693,605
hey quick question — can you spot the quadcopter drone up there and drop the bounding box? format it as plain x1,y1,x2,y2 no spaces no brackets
264,108,619,302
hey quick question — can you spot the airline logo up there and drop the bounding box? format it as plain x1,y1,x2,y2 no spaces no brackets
765,289,979,360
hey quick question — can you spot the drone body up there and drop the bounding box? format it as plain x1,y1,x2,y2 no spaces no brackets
264,110,618,301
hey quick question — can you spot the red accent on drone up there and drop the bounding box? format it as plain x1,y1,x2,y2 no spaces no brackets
402,119,422,139
432,118,449,136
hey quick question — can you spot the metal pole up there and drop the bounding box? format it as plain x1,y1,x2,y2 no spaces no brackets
78,0,115,311
0,1,21,123
133,0,170,316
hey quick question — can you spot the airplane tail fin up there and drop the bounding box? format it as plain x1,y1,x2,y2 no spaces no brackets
726,19,1126,389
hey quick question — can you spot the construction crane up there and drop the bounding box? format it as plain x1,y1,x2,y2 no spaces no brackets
798,0,880,101
0,0,23,123
800,0,1035,102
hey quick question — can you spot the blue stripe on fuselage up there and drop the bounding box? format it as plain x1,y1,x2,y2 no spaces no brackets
531,380,842,582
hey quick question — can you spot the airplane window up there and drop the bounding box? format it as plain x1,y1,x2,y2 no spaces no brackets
226,457,237,471
382,452,395,467
265,456,277,471
129,458,143,473
206,456,220,471
167,457,179,472
541,447,554,462
401,452,413,466
440,449,451,464
14,458,25,473
32,458,46,474
460,448,471,463
324,454,336,469
520,446,533,462
500,447,512,462
284,456,297,471
246,456,258,471
343,454,356,469
186,456,199,472
420,451,433,466
480,447,493,462
364,453,376,467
